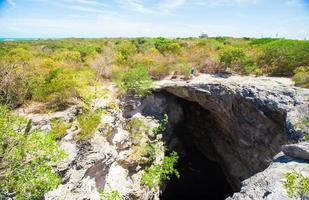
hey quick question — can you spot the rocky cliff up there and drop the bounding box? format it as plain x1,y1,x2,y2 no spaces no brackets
17,74,309,200
152,74,309,199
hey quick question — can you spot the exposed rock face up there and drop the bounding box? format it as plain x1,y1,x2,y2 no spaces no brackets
17,75,308,200
282,142,309,161
150,74,308,199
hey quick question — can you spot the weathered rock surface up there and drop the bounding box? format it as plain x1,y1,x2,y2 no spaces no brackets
152,74,309,199
227,152,309,200
282,142,309,161
16,75,309,200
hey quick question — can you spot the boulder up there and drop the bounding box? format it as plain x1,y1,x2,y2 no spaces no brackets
282,142,309,160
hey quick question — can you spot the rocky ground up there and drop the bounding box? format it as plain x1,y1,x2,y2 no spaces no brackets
16,74,309,200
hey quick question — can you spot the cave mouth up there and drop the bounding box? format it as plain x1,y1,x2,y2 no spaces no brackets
160,141,234,200
160,97,235,200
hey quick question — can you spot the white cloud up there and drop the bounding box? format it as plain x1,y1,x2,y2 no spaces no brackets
116,0,158,14
160,0,186,9
6,0,16,7
116,0,187,14
194,0,260,6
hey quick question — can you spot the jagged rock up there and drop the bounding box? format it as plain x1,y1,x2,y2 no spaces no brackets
109,127,130,149
227,152,309,200
92,98,107,110
105,162,134,197
282,142,309,160
153,74,309,190
40,74,308,200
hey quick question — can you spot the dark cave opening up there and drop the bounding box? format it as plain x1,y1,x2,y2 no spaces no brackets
160,97,235,200
160,142,234,200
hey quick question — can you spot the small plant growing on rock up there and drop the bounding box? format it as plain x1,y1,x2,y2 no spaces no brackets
50,118,72,140
283,171,309,197
152,114,168,135
141,151,179,189
76,110,102,140
100,186,121,200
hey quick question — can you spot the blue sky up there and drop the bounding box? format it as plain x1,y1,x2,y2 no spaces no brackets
0,0,309,39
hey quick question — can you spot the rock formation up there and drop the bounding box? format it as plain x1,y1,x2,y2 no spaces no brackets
17,74,309,200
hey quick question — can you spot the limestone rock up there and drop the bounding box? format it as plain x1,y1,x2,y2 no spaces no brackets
154,74,308,190
282,142,309,160
227,152,309,200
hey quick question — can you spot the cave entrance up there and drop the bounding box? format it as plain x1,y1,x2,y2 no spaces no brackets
160,140,234,200
160,97,235,200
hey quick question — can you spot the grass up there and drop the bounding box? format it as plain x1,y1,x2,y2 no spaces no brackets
50,118,72,140
76,110,102,140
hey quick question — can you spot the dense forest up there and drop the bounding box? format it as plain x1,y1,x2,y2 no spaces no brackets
0,37,309,199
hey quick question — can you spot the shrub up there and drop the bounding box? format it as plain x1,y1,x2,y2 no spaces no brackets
283,171,309,197
115,41,137,66
32,68,78,110
0,105,65,199
154,37,182,55
89,45,115,79
153,114,168,135
76,110,102,140
219,46,246,69
258,40,309,76
141,151,179,189
292,66,309,88
0,61,31,107
117,66,153,97
172,63,192,78
53,49,81,63
50,118,72,140
71,45,101,59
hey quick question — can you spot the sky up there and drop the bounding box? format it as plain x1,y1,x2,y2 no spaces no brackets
0,0,309,39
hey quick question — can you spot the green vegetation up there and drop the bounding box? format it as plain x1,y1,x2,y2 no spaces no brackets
141,151,180,189
76,110,102,140
292,66,309,88
126,117,150,144
0,105,65,199
0,37,308,108
283,171,309,197
117,66,153,97
100,186,121,200
50,118,72,140
153,114,169,135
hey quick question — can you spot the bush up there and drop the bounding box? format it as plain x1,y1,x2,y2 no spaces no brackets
152,114,168,135
283,171,309,197
258,40,309,76
292,66,309,88
154,37,182,55
141,151,179,189
115,41,137,66
0,105,65,199
50,118,72,140
53,49,81,63
76,110,102,140
32,68,78,110
117,66,153,97
219,46,246,69
0,61,31,107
